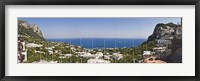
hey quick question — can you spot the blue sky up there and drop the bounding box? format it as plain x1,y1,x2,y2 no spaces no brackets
18,17,181,39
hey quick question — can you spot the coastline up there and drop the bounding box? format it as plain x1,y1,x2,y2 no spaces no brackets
47,38,147,49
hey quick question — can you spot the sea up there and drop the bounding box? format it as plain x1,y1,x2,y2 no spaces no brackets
47,38,147,49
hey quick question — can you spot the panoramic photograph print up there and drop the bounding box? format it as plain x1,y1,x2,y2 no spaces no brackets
17,17,182,63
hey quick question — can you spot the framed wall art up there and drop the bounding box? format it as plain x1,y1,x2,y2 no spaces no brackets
0,0,199,81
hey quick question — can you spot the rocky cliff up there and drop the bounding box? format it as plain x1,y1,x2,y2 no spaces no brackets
18,20,44,38
145,22,182,63
147,22,182,43
18,20,45,41
30,24,44,38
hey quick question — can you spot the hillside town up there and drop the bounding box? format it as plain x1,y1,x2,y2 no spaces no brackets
141,22,182,63
18,37,124,63
18,36,128,63
142,26,182,63
18,20,182,63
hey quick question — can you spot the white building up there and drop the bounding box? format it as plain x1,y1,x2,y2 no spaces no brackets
46,47,53,54
143,51,152,56
152,47,172,58
142,51,156,59
76,52,87,56
26,43,43,48
87,59,110,63
157,39,171,47
112,53,123,60
21,41,28,62
33,60,58,63
104,55,111,60
65,54,72,58
22,50,27,61
21,42,26,51
35,51,45,54
81,53,96,58
95,52,104,59
153,47,167,53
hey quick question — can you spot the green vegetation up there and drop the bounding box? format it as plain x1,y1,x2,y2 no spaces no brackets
113,40,156,63
18,25,45,43
24,40,157,63
19,20,158,63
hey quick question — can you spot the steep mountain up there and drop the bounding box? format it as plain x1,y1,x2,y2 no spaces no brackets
18,20,45,41
147,22,182,43
144,22,182,63
30,24,44,38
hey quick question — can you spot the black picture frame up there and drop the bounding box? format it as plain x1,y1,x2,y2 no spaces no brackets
0,0,199,81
